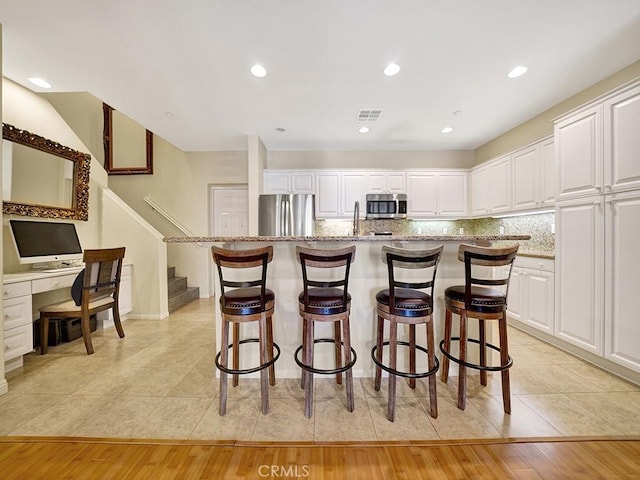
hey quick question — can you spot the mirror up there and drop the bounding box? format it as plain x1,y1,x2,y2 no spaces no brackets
2,123,91,221
103,103,153,174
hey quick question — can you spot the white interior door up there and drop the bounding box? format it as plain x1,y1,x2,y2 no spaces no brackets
210,186,248,236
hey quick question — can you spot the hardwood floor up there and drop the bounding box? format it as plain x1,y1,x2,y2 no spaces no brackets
1,436,639,479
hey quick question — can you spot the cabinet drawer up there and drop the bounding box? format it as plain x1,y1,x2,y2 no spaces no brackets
3,281,31,300
3,295,33,330
32,273,77,294
4,323,33,361
514,256,554,272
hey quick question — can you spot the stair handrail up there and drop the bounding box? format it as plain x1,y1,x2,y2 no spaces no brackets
143,196,202,247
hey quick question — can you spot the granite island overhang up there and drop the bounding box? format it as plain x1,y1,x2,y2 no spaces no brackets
165,234,530,378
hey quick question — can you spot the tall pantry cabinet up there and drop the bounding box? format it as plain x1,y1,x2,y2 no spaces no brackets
554,80,640,373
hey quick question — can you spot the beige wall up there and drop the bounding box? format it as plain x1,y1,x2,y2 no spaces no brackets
1,78,104,272
475,60,640,163
267,149,475,170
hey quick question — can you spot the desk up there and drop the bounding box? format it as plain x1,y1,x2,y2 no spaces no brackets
3,266,132,372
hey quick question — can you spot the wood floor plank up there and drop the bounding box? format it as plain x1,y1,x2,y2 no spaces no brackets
0,437,639,479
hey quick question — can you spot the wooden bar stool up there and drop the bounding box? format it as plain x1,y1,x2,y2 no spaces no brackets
372,245,443,422
212,246,280,416
439,243,519,413
294,245,357,418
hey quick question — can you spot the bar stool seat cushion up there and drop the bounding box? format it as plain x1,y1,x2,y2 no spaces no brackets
444,285,506,313
376,288,433,317
221,287,275,315
298,288,350,315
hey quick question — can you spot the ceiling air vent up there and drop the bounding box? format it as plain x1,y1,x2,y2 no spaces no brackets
357,109,383,122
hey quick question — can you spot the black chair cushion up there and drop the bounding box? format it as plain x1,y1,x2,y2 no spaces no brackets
220,287,274,315
298,287,351,315
444,285,507,314
376,288,433,317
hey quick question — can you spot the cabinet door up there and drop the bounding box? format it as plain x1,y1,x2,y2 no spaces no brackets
406,173,438,216
603,84,640,194
367,171,405,193
290,172,315,193
386,172,406,193
489,156,512,213
540,137,556,206
555,197,604,354
526,270,554,334
315,173,341,218
264,172,290,193
341,173,366,216
512,146,539,211
439,172,468,216
555,105,603,200
471,166,491,215
506,267,525,323
605,191,640,372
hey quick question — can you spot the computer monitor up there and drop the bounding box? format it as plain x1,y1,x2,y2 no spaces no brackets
9,219,83,265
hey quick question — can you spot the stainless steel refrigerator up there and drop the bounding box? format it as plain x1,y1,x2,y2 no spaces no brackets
258,194,315,236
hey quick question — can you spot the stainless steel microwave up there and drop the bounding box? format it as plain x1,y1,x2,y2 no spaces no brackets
366,193,407,219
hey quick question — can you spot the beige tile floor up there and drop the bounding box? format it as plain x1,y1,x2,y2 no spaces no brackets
2,298,640,442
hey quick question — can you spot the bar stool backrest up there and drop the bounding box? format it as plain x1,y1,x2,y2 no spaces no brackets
296,245,356,313
458,243,519,311
381,245,443,315
212,246,273,311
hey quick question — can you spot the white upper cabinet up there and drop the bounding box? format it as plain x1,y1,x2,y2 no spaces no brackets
512,145,539,210
471,156,511,215
489,156,512,213
603,83,640,194
407,170,467,217
471,164,491,215
511,136,555,211
555,104,603,200
366,171,406,193
540,136,556,206
341,172,367,216
315,171,366,218
264,171,315,194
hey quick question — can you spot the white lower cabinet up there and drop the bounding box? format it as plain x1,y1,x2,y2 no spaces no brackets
604,190,640,372
3,281,33,366
507,257,554,334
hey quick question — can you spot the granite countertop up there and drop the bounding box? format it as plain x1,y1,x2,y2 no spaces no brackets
164,234,531,243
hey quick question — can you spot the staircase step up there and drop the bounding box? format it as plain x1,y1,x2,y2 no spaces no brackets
168,276,188,297
167,266,176,280
168,286,200,313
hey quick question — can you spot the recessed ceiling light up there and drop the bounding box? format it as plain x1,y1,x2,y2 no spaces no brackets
384,63,400,76
28,77,51,88
250,64,267,78
441,126,453,134
358,126,370,134
275,127,286,133
164,111,174,117
507,66,527,78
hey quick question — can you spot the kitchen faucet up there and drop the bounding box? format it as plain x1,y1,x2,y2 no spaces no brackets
353,200,360,236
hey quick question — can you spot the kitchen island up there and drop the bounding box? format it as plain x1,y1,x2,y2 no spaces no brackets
165,234,529,378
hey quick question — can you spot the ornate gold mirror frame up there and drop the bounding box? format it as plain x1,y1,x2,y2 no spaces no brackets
103,103,154,175
2,123,91,221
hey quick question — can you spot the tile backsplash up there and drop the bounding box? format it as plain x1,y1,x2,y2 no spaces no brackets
315,212,555,255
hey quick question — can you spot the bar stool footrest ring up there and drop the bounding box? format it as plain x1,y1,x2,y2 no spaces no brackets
371,341,439,378
294,338,357,376
215,338,281,375
439,337,512,372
